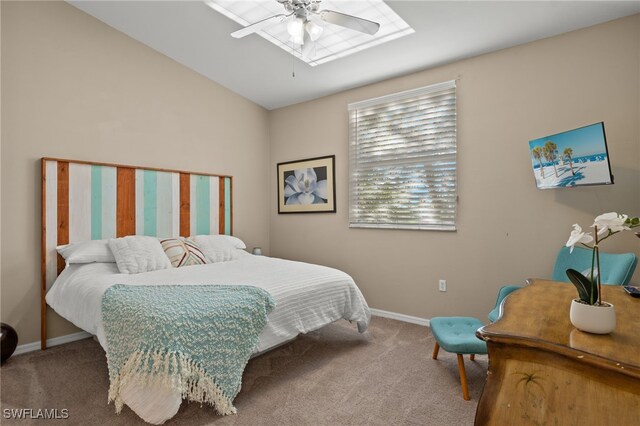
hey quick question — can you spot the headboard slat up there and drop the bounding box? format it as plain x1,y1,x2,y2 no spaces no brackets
179,173,190,237
219,177,226,234
116,167,136,237
56,161,69,274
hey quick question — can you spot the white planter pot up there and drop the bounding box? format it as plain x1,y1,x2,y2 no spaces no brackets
569,299,616,334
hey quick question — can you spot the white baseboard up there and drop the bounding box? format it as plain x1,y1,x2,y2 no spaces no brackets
13,331,92,356
12,311,424,356
370,308,430,327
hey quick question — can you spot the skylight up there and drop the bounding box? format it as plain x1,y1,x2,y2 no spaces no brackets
205,0,414,66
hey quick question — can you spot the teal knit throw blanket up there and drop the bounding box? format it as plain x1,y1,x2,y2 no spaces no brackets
102,284,276,415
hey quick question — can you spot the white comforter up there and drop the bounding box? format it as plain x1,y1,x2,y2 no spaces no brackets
46,252,370,423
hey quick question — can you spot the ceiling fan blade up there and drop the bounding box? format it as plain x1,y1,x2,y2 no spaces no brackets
319,10,380,35
231,14,289,39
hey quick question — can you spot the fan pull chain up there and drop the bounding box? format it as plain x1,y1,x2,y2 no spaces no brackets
292,46,296,78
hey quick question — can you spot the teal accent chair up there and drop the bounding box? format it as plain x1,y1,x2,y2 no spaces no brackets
551,246,637,286
487,285,522,323
430,286,516,401
486,247,637,322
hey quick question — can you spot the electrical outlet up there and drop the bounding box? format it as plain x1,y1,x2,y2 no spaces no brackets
439,279,447,292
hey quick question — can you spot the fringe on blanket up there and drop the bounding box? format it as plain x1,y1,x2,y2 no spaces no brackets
108,349,237,416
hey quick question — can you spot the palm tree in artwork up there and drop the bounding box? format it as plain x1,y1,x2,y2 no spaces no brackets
542,146,551,172
563,147,575,175
532,146,545,179
543,140,559,178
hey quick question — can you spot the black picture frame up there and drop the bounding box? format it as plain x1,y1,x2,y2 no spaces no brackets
277,155,336,214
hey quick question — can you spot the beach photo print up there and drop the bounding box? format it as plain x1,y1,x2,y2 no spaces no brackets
528,122,613,189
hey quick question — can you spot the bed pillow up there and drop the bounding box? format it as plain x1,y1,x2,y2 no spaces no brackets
218,235,247,250
56,239,116,264
189,234,247,250
108,236,172,274
160,238,208,268
189,235,239,263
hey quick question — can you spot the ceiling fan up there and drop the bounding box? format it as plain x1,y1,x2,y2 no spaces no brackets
230,0,381,58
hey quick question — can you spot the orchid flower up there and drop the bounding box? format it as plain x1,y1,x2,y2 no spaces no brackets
592,212,629,236
565,224,593,253
284,168,328,205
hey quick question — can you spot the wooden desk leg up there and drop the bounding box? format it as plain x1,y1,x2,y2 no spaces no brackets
457,354,470,401
432,342,440,359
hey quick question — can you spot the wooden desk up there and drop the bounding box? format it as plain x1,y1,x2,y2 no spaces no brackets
475,279,640,426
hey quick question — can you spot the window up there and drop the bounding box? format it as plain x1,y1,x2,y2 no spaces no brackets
348,80,457,231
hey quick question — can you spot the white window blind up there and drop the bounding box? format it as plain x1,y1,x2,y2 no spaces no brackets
348,80,457,231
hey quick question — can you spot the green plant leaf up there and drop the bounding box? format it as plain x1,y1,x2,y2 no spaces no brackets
566,269,597,304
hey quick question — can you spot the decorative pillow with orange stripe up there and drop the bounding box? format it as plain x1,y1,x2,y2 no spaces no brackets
160,238,208,268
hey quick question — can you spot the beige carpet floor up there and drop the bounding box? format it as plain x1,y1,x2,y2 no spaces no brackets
1,317,487,425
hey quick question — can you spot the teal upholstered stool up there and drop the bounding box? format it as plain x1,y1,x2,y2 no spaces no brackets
430,286,516,400
430,317,487,400
430,317,487,355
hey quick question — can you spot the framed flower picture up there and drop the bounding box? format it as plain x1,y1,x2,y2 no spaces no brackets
277,155,336,214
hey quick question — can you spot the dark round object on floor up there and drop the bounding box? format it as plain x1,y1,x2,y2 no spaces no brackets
1,323,18,364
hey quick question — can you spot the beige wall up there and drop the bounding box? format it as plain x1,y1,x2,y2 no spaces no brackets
1,2,271,344
269,15,640,320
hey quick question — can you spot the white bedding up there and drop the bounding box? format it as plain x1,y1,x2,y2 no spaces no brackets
47,251,370,352
46,252,370,424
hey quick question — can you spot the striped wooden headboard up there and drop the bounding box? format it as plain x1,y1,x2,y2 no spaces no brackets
40,157,232,349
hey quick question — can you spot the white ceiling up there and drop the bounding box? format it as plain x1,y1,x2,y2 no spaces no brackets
69,1,640,110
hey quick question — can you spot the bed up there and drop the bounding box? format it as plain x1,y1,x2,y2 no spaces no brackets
40,158,371,424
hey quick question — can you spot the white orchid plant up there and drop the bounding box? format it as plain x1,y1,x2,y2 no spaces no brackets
565,212,640,305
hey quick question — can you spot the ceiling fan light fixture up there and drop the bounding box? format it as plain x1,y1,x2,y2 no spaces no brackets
209,0,414,66
287,17,305,45
305,20,323,41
